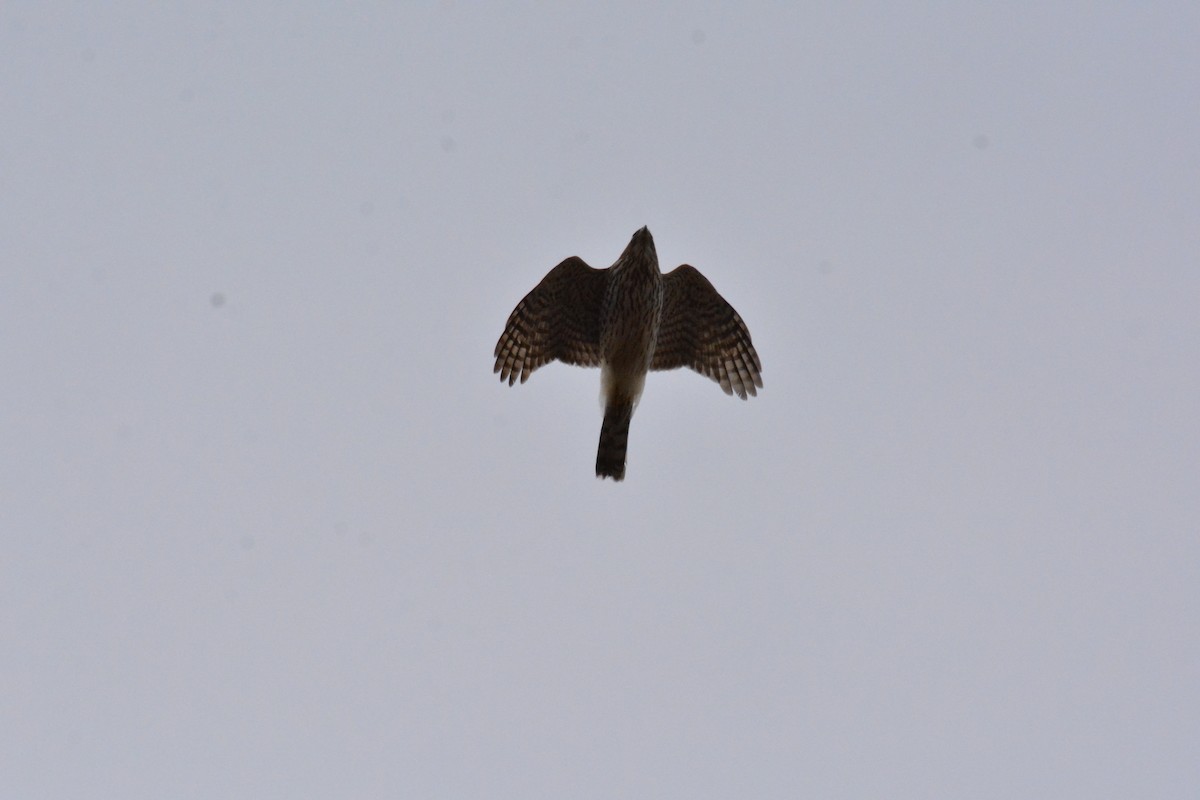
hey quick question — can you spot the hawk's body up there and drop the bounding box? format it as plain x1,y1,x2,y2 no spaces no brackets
494,227,761,480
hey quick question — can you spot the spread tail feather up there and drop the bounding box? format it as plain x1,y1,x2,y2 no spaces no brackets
596,401,633,481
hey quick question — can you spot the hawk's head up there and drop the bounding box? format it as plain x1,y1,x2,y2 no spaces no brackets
616,226,658,270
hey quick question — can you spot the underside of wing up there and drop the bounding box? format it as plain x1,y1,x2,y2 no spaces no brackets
494,256,607,384
652,264,762,398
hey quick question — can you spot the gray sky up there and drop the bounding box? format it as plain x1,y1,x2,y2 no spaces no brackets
3,3,1198,797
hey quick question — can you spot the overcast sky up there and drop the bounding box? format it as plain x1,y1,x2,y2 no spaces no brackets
3,3,1198,798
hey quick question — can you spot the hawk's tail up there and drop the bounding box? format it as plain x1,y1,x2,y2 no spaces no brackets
596,400,634,481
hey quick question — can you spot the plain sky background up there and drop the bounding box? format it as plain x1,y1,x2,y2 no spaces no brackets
3,3,1198,797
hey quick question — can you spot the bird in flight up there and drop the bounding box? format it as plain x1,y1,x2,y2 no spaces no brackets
494,227,762,481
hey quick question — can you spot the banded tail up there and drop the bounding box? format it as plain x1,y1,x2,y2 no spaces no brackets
595,401,634,481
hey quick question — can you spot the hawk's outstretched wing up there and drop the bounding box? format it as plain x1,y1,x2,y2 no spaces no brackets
651,264,762,399
494,256,608,385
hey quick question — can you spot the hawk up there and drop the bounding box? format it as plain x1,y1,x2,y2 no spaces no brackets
494,227,761,480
